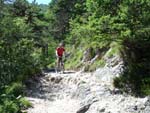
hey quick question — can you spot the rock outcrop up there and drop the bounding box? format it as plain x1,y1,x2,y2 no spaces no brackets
26,69,150,113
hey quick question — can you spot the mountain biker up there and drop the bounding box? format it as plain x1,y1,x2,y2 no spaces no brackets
56,43,65,72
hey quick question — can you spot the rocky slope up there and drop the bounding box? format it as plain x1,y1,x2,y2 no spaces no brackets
25,69,150,113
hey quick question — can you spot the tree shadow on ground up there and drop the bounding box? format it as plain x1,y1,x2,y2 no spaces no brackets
25,68,76,101
24,72,60,101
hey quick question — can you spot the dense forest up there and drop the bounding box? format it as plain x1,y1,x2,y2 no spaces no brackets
0,0,150,112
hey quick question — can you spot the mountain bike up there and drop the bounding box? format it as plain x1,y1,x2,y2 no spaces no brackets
55,56,65,73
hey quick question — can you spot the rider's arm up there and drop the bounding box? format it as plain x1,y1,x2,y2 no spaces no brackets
63,48,65,59
55,48,58,57
56,49,58,57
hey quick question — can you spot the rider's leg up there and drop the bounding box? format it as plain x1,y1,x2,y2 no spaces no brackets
56,57,58,68
59,57,64,73
56,57,61,72
60,58,65,73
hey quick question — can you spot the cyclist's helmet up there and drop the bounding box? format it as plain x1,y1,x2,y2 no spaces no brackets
59,42,64,47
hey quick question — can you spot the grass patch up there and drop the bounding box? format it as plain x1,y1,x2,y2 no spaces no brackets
140,78,150,96
105,42,122,58
88,59,106,71
65,48,83,70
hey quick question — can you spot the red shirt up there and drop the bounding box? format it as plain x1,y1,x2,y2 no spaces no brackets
56,47,65,57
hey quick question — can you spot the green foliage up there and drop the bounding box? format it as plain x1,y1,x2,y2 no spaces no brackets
0,1,52,112
89,60,106,72
114,39,150,96
0,99,19,113
5,83,23,97
105,42,122,58
48,0,86,40
19,97,32,109
0,1,150,110
65,47,83,70
114,0,150,94
0,0,52,85
65,0,150,96
13,0,30,17
0,38,42,85
0,82,31,113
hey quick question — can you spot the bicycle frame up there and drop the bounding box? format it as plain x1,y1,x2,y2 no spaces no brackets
55,56,64,73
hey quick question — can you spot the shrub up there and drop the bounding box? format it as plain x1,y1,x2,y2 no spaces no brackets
0,39,43,85
0,83,31,113
5,83,24,97
113,40,150,96
0,99,19,113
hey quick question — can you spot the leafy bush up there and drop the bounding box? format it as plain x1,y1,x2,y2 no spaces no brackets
19,97,32,109
0,99,19,113
0,39,43,85
105,42,122,58
0,1,54,112
0,82,31,113
5,83,24,97
114,39,150,96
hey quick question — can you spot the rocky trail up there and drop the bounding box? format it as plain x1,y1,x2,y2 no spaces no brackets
25,70,150,113
25,71,81,113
